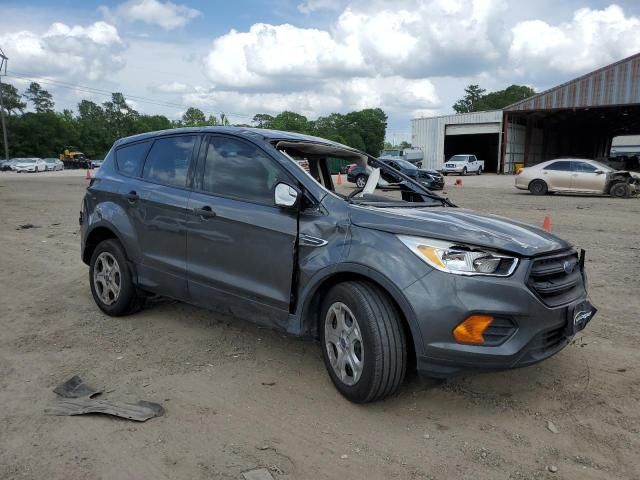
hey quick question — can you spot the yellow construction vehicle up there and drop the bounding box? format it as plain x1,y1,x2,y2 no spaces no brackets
60,147,90,169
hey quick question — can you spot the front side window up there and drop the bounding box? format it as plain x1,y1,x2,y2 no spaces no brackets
202,136,285,205
116,141,151,177
572,162,597,172
142,136,196,188
544,161,572,171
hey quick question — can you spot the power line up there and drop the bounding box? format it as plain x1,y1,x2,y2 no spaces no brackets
6,70,256,121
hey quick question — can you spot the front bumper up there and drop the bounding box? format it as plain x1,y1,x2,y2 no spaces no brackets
403,253,592,378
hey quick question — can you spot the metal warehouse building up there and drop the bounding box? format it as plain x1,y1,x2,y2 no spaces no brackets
412,52,640,173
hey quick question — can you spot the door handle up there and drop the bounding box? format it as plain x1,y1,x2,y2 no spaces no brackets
194,205,216,219
125,190,139,202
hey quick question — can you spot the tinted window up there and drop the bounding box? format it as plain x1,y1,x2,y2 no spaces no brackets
116,141,150,177
142,136,195,188
202,136,284,205
543,161,572,171
572,161,597,172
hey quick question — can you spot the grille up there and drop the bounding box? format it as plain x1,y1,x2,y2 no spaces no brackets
482,317,517,346
528,251,584,307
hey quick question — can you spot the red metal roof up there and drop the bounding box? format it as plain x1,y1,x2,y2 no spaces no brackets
505,52,640,111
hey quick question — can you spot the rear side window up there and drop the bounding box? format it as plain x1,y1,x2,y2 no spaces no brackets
544,161,572,171
201,136,284,205
115,141,150,177
142,135,196,188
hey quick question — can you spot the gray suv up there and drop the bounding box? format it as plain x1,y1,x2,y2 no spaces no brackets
80,127,596,403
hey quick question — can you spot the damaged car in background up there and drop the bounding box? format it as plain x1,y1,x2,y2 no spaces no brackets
516,158,640,197
80,127,596,403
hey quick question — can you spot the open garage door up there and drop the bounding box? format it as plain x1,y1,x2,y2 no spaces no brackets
444,132,500,173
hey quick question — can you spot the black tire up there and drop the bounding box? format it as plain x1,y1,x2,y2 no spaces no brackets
529,179,548,195
355,174,367,189
320,281,407,403
462,167,467,176
89,239,144,316
609,182,631,198
442,172,448,176
476,167,482,175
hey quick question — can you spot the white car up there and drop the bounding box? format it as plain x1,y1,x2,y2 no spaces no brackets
12,158,47,173
44,158,64,171
441,154,484,175
515,158,640,197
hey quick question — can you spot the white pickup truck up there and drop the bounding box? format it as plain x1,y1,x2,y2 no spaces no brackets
441,154,484,175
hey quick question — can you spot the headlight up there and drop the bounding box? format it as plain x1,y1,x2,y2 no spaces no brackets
397,235,518,276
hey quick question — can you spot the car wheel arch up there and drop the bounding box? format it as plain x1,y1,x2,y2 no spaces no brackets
292,264,423,365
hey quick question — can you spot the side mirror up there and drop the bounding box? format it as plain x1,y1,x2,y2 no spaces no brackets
274,183,299,208
594,170,604,175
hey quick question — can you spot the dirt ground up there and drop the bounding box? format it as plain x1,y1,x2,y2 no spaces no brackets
1,170,639,480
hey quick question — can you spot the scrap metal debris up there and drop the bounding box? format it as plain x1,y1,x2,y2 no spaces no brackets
45,375,164,422
16,224,40,230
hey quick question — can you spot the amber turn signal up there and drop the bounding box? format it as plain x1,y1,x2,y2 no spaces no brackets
453,315,494,345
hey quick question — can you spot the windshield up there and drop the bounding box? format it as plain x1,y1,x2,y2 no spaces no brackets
381,149,401,157
392,159,418,170
276,142,450,208
591,160,615,172
447,155,468,162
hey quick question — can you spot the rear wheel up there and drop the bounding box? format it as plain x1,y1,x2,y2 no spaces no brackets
355,174,367,189
89,239,144,316
462,167,467,176
610,182,631,198
529,179,548,195
321,281,407,403
476,167,482,175
442,172,448,176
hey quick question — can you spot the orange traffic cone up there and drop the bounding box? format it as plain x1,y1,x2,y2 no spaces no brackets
85,169,93,180
336,172,343,185
542,215,552,232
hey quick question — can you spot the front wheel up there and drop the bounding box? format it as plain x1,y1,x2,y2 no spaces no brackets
355,174,367,189
321,281,407,403
89,239,144,316
610,182,631,198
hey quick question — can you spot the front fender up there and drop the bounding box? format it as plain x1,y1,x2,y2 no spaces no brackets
289,262,426,356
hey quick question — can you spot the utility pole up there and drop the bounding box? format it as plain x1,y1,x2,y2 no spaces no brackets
0,47,9,160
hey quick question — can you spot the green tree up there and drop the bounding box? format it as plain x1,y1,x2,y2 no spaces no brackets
474,85,536,111
453,84,486,113
271,111,309,133
345,108,388,156
23,82,55,113
103,92,139,139
252,113,275,129
182,107,207,127
0,83,26,115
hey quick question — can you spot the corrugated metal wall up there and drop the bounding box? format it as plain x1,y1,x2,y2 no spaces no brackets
506,53,640,111
411,111,502,170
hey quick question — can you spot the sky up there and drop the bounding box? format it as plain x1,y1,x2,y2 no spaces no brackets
1,0,640,140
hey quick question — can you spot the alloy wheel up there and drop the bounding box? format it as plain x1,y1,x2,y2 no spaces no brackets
324,302,364,386
93,252,122,306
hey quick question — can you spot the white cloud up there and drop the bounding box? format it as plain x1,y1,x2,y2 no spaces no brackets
103,0,201,30
0,21,125,81
509,5,640,80
151,81,190,93
298,0,346,14
182,76,439,120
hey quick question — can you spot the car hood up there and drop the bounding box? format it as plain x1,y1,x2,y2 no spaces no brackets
14,162,36,167
350,205,569,256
